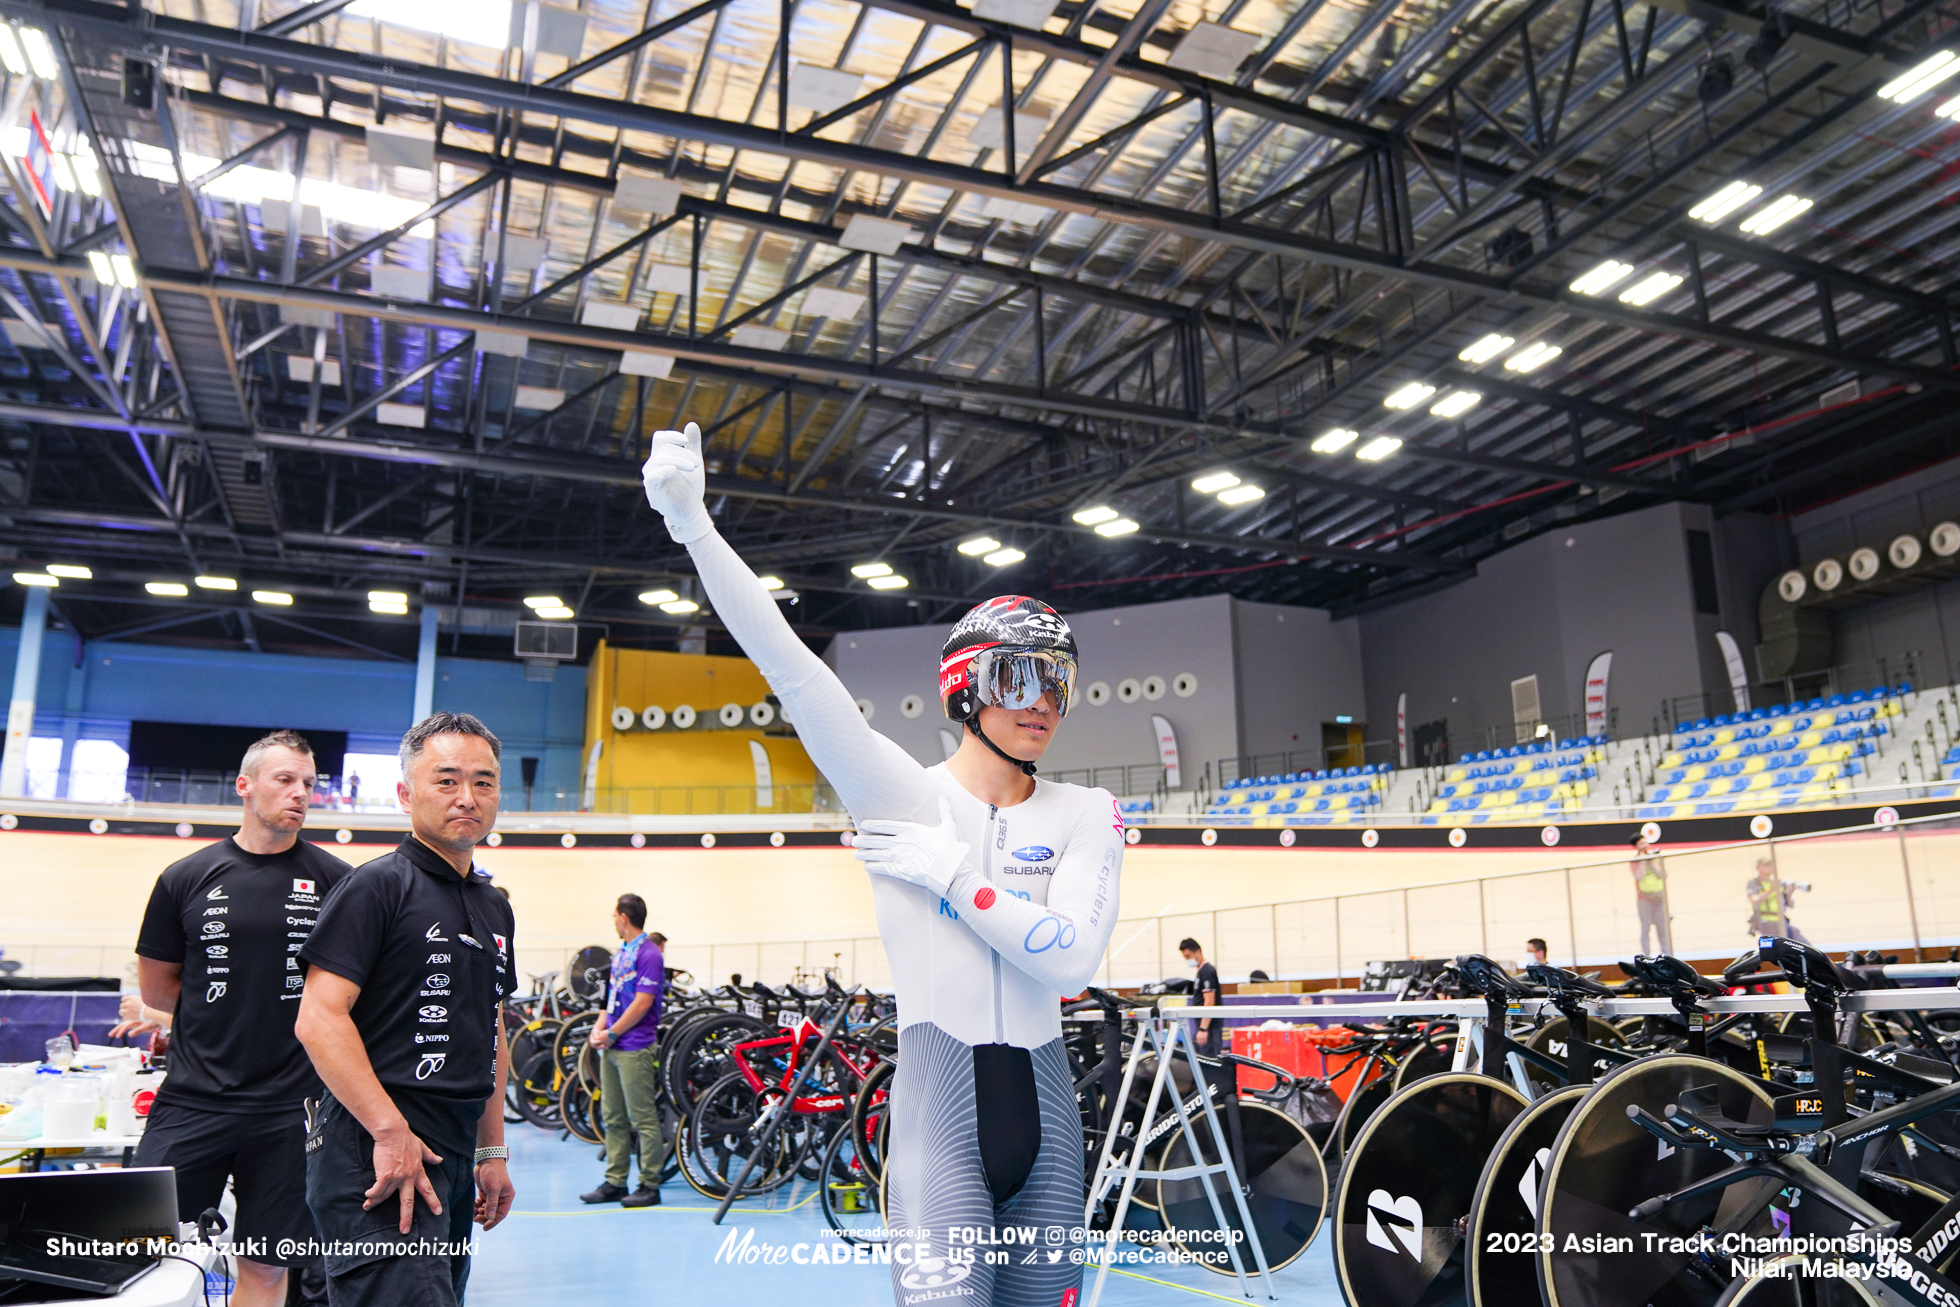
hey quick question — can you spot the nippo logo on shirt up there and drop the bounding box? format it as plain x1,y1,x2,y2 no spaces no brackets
292,878,315,894
974,887,997,910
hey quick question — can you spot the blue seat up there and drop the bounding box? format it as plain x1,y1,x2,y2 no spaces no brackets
1827,694,1845,707
1898,682,1913,695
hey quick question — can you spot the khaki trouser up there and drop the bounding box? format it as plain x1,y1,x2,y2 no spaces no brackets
600,1045,664,1188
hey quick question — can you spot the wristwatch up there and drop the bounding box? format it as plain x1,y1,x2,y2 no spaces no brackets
474,1146,509,1164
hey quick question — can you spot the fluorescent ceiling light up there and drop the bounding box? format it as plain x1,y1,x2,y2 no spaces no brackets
1879,50,1960,102
345,0,512,47
1383,382,1436,410
1216,485,1266,505
1190,471,1239,493
638,588,679,604
251,590,292,605
1095,518,1140,536
983,547,1025,567
659,599,700,614
1939,99,1960,120
1569,260,1634,295
147,581,189,597
110,254,138,289
957,536,1001,555
1618,271,1684,306
0,28,26,77
533,606,575,620
1311,429,1359,453
1071,505,1118,525
1504,343,1562,373
46,564,90,578
1430,390,1481,418
13,572,57,586
17,27,58,79
522,595,562,609
1457,334,1514,364
866,575,909,589
1688,181,1762,224
87,251,114,286
1737,194,1813,235
1356,436,1403,462
195,576,238,590
368,590,408,603
850,561,893,578
758,576,785,591
369,601,409,615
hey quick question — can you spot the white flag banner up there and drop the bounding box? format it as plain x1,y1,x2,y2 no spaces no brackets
1150,714,1181,789
1583,652,1613,737
1715,631,1752,713
749,740,774,809
1396,693,1408,768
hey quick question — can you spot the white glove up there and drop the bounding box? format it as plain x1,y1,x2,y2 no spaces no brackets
852,797,970,899
641,421,713,543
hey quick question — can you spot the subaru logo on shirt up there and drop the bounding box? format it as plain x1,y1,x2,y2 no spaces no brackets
201,922,227,937
418,1005,448,1022
425,974,450,989
1011,846,1055,863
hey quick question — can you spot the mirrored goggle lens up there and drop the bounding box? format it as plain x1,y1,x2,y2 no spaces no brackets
983,655,1075,714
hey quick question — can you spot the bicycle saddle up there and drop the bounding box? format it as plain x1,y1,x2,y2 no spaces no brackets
1628,954,1728,998
1759,935,1863,995
1454,954,1541,1000
1526,963,1614,997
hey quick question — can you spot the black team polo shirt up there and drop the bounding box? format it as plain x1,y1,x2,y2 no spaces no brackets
299,835,516,1155
135,836,353,1113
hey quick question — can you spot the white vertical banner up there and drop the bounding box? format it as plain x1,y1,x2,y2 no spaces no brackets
1583,652,1613,737
749,739,774,809
1714,631,1752,713
581,739,602,811
1149,715,1181,789
1396,693,1408,768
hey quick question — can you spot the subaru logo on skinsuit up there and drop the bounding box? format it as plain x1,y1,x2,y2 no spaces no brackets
1011,846,1055,862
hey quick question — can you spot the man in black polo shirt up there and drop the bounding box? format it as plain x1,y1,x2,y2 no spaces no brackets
133,730,351,1307
296,712,516,1306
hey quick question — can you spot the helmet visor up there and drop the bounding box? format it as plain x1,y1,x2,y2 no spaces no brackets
973,649,1077,716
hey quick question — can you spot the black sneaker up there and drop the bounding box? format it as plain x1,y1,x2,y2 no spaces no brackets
619,1185,662,1208
580,1182,629,1204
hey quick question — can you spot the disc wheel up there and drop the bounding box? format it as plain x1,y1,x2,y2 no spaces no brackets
680,1070,797,1199
1154,1100,1327,1275
1331,1068,1396,1164
1521,1017,1628,1094
1391,1028,1460,1091
1536,1053,1778,1307
1466,1084,1589,1307
1334,1073,1529,1307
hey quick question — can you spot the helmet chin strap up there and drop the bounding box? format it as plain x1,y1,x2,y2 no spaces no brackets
966,719,1037,777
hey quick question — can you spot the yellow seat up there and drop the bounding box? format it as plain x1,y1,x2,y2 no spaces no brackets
1768,720,1793,736
1713,728,1736,744
1661,751,1684,766
1741,756,1766,774
1716,742,1741,760
1682,765,1707,781
1447,767,1467,782
1746,773,1772,790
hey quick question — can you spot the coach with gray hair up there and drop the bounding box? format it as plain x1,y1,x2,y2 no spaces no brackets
296,712,518,1306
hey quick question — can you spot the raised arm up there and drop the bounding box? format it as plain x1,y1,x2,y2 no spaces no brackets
643,423,933,822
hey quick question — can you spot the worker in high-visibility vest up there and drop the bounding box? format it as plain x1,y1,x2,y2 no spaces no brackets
1747,858,1811,943
1630,833,1672,955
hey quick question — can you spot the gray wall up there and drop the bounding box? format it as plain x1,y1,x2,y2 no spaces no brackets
824,592,1367,784
1358,502,1739,749
1786,454,1960,684
1231,599,1366,757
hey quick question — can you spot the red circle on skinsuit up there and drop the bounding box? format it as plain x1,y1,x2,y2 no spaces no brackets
974,887,997,910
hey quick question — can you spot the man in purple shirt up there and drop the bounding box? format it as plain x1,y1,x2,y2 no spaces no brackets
580,894,666,1207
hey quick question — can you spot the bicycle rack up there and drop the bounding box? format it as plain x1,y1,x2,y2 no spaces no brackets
1082,1013,1277,1307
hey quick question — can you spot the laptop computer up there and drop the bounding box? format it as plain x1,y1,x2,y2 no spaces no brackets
0,1168,176,1296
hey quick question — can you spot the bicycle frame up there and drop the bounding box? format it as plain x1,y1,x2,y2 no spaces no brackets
728,1018,886,1116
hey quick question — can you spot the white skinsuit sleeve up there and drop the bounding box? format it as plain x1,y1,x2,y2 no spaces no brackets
943,789,1124,995
683,527,934,823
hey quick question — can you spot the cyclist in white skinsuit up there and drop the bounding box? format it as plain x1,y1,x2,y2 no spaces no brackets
643,423,1123,1307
